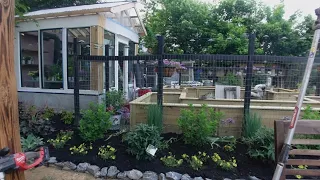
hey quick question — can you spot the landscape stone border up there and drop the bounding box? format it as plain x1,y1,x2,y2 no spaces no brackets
47,157,262,180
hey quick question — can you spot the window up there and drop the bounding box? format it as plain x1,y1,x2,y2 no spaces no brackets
67,27,91,89
20,31,40,88
41,29,63,89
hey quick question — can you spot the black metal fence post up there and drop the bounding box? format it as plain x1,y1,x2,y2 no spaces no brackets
157,35,164,107
105,45,110,92
243,33,256,122
73,38,80,126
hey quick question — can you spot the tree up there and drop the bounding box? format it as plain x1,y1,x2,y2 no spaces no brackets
19,0,99,11
143,0,314,56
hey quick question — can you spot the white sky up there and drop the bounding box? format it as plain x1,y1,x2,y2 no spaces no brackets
200,0,319,19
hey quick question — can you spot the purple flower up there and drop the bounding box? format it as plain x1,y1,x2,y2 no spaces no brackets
221,118,235,125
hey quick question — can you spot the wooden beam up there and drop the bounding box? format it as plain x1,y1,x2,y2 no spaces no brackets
16,7,111,21
110,3,135,14
133,6,147,36
0,0,25,179
68,29,79,38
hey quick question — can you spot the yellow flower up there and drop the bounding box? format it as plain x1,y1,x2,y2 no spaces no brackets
233,163,237,167
110,147,115,151
202,152,206,156
107,145,110,148
296,175,302,179
111,156,115,160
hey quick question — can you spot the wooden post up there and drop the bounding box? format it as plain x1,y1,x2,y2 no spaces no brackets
0,0,25,179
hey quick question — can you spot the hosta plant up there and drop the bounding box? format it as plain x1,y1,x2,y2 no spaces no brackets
21,134,44,152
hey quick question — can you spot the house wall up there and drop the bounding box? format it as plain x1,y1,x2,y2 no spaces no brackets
18,92,104,111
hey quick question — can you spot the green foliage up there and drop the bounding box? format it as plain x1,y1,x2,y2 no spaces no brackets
242,126,275,161
302,105,320,120
21,134,44,152
61,111,74,125
70,143,92,155
98,145,116,160
212,153,237,171
160,152,183,167
218,72,241,86
295,105,320,150
47,130,73,149
243,112,262,138
105,90,125,112
19,0,98,11
42,107,55,120
147,104,163,132
79,103,112,142
178,104,223,146
19,103,55,137
123,124,163,160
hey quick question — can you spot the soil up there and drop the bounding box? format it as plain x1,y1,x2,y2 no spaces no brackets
38,114,276,180
25,166,95,180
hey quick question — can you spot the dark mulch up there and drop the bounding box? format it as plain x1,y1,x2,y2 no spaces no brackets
39,115,276,180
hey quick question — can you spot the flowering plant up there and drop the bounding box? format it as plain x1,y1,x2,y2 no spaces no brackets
70,143,92,155
47,130,73,149
182,152,209,171
98,145,116,160
160,152,183,167
212,153,237,171
160,59,187,70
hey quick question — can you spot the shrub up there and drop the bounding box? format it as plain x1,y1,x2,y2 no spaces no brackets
98,145,116,160
160,152,183,167
19,104,55,137
79,103,112,142
70,143,92,155
47,130,73,149
242,126,275,161
147,104,162,132
243,112,262,138
21,134,44,152
178,104,223,146
123,124,163,160
61,111,74,125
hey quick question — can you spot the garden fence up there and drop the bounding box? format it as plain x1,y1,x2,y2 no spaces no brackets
71,37,320,128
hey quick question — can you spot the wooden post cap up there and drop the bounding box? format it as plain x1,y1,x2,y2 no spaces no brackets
316,8,320,29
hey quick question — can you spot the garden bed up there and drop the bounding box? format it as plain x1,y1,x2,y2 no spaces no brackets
44,115,274,180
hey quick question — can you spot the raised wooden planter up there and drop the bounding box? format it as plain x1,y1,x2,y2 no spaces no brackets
130,92,320,137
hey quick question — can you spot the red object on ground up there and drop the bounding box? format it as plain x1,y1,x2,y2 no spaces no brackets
138,88,151,97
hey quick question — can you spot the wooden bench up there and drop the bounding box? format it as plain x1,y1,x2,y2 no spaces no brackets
274,120,320,180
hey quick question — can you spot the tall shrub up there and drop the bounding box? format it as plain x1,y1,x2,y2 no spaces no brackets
79,103,112,142
147,104,163,132
178,104,223,146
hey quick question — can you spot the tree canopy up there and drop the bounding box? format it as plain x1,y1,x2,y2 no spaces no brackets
142,0,315,56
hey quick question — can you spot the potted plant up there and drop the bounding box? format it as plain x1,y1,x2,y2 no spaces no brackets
28,70,39,80
154,59,186,77
105,90,126,127
24,56,32,64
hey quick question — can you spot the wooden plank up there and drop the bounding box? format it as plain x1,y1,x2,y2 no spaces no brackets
292,139,320,145
281,120,320,135
275,120,285,163
286,169,320,176
287,159,320,166
0,0,25,179
289,149,320,156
